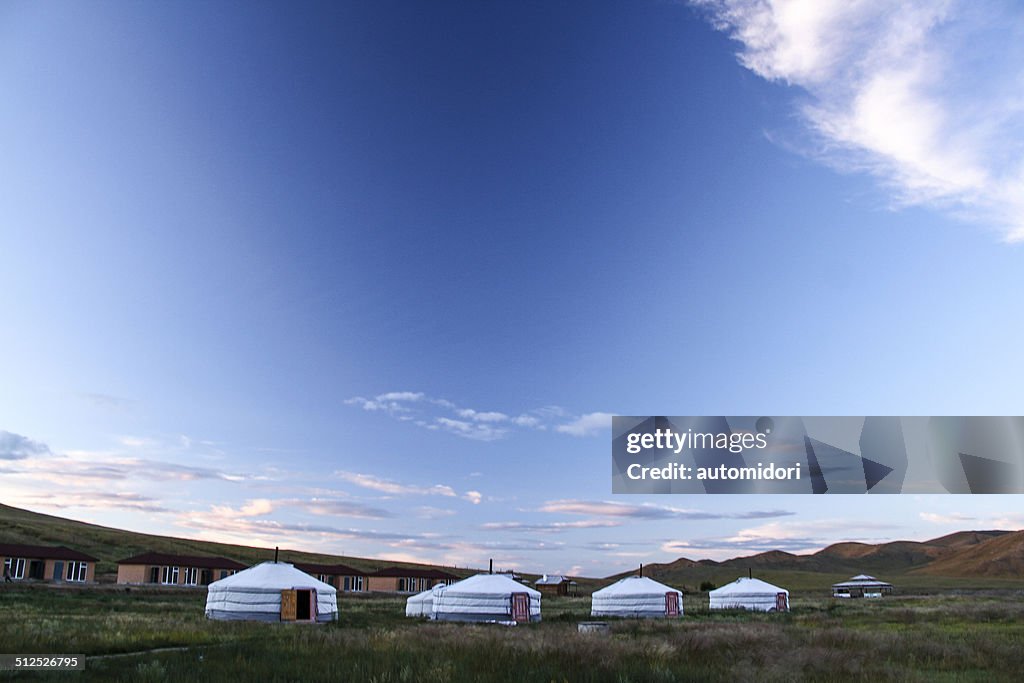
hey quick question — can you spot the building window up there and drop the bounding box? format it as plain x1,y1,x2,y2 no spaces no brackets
183,567,198,586
161,566,180,585
4,558,26,580
66,561,88,582
343,576,364,592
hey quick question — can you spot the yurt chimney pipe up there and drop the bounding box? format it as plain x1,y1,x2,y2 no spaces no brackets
748,568,752,579
639,563,643,577
489,559,493,575
275,547,279,563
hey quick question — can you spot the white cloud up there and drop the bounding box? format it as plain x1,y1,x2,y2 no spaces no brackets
335,470,458,497
481,519,621,532
695,0,1024,240
512,415,543,428
456,409,509,423
540,499,794,521
345,391,612,441
211,498,275,517
415,506,457,520
376,391,425,402
463,490,483,505
919,511,977,524
435,417,508,441
555,412,613,437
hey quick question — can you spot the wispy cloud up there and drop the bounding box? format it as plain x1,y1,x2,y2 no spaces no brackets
76,392,136,409
694,0,1024,240
414,506,457,520
919,511,977,524
0,430,51,460
346,391,611,441
554,413,612,437
299,498,396,520
661,518,902,558
13,490,169,514
2,452,252,484
540,499,794,521
334,470,458,498
481,520,622,533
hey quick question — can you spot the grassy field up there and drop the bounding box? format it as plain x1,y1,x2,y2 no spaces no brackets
2,585,1023,682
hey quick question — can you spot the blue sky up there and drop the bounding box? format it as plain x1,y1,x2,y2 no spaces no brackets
3,0,1024,577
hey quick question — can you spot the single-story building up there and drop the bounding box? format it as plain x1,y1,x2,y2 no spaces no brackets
534,574,578,596
1,543,98,583
366,567,459,593
293,562,367,592
831,574,894,598
116,553,246,586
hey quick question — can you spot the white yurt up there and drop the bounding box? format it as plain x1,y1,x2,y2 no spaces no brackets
431,573,541,623
205,561,338,622
708,577,789,612
591,575,684,618
405,583,447,618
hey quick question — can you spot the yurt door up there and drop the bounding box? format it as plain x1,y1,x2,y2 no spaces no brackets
665,592,680,616
281,590,297,621
775,592,788,611
295,590,313,621
511,592,530,623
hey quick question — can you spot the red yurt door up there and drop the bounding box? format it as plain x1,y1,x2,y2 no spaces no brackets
511,592,530,622
775,592,788,611
665,592,680,616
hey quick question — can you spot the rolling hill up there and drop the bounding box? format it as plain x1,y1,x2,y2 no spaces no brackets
606,530,1024,591
4,503,1024,592
0,503,471,581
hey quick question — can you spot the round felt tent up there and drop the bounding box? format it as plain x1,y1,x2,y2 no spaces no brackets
591,576,684,618
205,561,338,622
708,577,789,612
431,573,541,623
405,583,447,618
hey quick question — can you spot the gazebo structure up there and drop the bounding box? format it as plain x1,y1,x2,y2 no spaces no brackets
831,574,893,598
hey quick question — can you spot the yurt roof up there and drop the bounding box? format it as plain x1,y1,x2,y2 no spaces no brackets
709,577,787,596
593,575,681,597
208,561,336,592
444,573,541,597
406,587,436,604
832,575,893,587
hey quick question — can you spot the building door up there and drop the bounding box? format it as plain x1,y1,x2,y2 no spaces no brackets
29,561,45,580
53,561,63,583
775,592,788,611
511,592,530,623
665,592,680,617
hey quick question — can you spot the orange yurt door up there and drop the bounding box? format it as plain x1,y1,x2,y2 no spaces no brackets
665,592,680,616
511,592,530,623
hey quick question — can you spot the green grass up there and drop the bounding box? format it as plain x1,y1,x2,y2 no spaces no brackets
2,585,1024,682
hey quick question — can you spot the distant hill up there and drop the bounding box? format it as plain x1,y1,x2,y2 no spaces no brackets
0,503,471,581
912,531,1024,577
604,529,1024,592
5,503,1023,592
